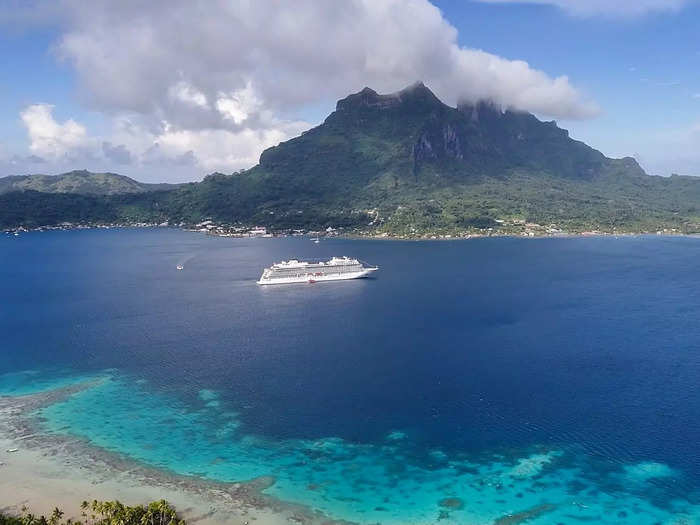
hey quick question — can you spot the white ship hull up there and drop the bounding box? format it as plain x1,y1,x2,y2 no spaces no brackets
258,267,376,285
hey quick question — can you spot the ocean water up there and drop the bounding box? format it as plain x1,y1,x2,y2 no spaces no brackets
2,228,700,523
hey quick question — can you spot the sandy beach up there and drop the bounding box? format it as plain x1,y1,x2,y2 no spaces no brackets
0,384,343,525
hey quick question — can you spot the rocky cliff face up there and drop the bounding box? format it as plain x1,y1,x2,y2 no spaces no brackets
317,82,629,180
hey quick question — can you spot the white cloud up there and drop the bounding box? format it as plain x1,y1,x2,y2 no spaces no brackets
20,104,90,158
168,81,209,109
50,0,596,121
11,103,310,180
114,116,309,172
216,83,261,125
475,0,689,17
156,126,305,170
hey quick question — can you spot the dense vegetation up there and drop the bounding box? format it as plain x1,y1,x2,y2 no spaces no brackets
0,170,178,196
3,83,700,234
0,191,168,228
0,500,184,525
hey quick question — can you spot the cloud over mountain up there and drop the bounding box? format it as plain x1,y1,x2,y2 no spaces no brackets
54,0,597,121
7,0,599,180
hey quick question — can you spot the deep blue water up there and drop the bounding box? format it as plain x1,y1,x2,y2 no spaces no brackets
2,228,700,523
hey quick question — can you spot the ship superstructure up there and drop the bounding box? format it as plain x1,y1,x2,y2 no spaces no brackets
257,256,378,285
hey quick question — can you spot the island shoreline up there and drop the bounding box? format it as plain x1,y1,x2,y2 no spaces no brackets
4,222,699,242
0,381,351,525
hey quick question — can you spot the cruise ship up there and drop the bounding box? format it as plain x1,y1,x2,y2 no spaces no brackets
257,256,378,285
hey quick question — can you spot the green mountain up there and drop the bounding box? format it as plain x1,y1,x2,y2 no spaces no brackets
161,82,700,233
0,170,177,196
3,83,700,233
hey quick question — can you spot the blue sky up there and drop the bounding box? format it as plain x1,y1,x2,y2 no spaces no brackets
1,0,699,181
436,0,700,172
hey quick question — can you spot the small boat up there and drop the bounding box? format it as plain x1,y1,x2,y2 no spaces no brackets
176,265,184,270
6,448,18,453
312,237,320,243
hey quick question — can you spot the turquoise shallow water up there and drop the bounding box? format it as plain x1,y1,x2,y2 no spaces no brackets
10,372,696,524
3,229,700,523
0,369,105,396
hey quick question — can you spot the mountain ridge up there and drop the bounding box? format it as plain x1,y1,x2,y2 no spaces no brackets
0,170,179,196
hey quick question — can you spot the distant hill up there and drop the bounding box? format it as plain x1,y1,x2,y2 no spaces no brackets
2,83,700,233
0,170,178,196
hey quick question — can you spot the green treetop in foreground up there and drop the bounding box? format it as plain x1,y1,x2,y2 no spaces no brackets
0,500,185,525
